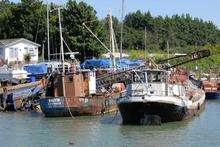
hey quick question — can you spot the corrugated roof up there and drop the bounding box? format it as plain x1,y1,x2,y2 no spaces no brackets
0,38,40,47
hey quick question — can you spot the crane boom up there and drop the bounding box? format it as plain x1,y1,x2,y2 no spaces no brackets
158,49,210,69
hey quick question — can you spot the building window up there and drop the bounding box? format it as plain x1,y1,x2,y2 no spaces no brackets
0,48,3,56
28,47,35,57
24,47,28,54
9,48,17,58
9,48,13,58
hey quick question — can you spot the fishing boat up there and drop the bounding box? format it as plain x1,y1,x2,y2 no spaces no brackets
38,8,123,117
38,66,124,117
203,80,220,99
117,68,205,125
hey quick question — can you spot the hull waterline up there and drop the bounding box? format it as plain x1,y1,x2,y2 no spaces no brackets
39,97,117,117
118,101,205,125
205,92,220,99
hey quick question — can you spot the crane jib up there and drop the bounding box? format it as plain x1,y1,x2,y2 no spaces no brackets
158,49,211,69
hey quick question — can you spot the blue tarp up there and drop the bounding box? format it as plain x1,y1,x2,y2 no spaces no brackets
24,64,48,75
117,58,142,69
81,59,111,69
81,58,142,69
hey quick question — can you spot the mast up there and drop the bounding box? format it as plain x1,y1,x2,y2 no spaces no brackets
144,26,147,59
167,40,170,64
120,0,125,59
58,7,66,97
109,9,116,69
47,2,50,61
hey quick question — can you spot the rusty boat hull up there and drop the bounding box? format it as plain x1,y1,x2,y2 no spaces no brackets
39,96,118,117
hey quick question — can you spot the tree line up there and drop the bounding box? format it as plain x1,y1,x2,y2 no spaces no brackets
0,0,220,61
118,10,220,52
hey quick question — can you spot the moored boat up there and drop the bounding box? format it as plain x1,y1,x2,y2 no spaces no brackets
0,65,29,84
39,68,123,117
203,80,220,99
38,7,125,117
117,69,205,125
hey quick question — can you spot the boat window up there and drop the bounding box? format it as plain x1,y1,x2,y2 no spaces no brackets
147,71,166,83
132,72,145,83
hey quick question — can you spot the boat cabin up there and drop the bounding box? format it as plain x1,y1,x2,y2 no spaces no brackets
131,69,167,83
127,69,185,97
45,70,96,99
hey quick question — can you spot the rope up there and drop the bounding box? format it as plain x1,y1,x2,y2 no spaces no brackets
64,97,75,118
62,37,73,53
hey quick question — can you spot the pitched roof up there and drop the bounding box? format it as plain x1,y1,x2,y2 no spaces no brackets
0,38,40,47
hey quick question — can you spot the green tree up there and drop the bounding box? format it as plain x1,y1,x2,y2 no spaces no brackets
62,0,104,61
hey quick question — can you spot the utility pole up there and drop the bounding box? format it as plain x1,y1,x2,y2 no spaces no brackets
120,0,125,59
47,2,50,61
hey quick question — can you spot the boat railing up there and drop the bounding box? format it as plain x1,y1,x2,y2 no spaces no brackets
126,89,145,96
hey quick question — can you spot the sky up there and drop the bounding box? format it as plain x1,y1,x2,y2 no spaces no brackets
11,0,220,28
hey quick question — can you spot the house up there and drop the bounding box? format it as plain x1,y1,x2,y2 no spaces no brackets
0,38,40,64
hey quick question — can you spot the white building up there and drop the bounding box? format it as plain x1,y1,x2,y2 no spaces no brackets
0,38,40,64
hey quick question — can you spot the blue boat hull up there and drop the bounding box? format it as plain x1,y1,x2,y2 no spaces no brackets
205,92,220,99
39,97,81,117
39,96,117,117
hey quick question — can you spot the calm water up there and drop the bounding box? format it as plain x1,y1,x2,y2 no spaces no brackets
1,100,220,147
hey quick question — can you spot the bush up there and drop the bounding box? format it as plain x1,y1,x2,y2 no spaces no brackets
23,53,32,64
